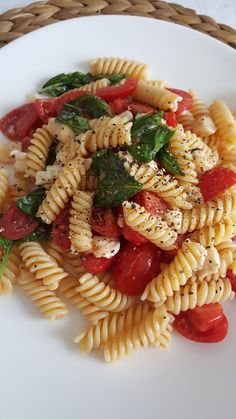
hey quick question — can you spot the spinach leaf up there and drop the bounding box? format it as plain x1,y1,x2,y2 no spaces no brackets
131,112,163,138
40,72,126,97
90,149,142,208
129,123,174,163
0,236,13,281
70,94,110,118
157,148,185,176
16,223,52,244
56,102,89,135
16,187,46,218
46,142,58,166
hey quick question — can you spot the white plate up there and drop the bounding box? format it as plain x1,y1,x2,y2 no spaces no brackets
0,16,236,419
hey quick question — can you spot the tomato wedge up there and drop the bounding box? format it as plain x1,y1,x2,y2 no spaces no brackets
118,206,148,245
185,303,224,332
35,98,57,123
91,208,120,238
112,242,161,296
174,312,228,343
0,204,39,240
199,167,236,202
0,103,39,141
55,90,87,113
163,111,177,128
133,191,168,217
52,204,71,250
81,253,116,274
226,269,236,292
167,88,192,116
110,97,156,115
96,78,138,101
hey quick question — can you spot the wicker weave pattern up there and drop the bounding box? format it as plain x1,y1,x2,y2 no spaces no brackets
0,1,235,49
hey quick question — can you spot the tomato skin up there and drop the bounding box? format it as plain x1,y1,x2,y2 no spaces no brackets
133,191,168,217
226,269,236,292
118,206,148,245
112,242,161,296
110,97,156,116
174,312,228,343
163,111,177,128
0,103,39,141
55,90,87,113
167,88,192,116
0,204,39,240
199,167,236,202
96,78,138,101
185,303,224,332
35,99,57,123
81,253,116,274
91,208,120,238
162,233,188,264
52,204,71,250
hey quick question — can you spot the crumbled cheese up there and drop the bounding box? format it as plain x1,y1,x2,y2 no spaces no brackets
36,164,62,187
10,149,27,173
92,236,120,259
197,246,220,281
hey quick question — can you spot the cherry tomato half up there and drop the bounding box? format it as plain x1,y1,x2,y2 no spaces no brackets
226,269,236,292
52,204,71,250
96,78,138,101
199,167,236,202
81,253,116,274
55,90,87,113
174,312,228,343
35,98,57,123
112,242,161,296
167,88,192,116
185,303,224,332
133,191,169,217
0,103,39,141
163,111,177,128
91,208,120,238
0,204,39,240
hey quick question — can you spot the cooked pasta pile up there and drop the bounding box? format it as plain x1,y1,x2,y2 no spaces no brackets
0,56,236,363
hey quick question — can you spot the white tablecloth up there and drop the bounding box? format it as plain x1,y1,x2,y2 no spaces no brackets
0,0,235,29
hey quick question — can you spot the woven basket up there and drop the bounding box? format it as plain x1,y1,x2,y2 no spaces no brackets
0,0,235,49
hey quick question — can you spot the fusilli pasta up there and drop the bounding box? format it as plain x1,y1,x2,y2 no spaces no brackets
190,90,216,136
0,247,21,296
189,217,236,247
133,81,182,112
69,190,94,253
25,125,54,179
0,168,9,211
90,57,148,79
209,100,236,150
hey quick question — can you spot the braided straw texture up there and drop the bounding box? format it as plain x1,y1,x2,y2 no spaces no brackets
0,1,235,50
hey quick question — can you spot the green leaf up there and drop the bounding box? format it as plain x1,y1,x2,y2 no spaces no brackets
90,149,143,208
16,187,46,218
131,112,163,139
70,94,110,118
16,223,52,244
56,102,89,135
40,72,126,97
129,123,174,163
158,149,185,176
0,238,13,282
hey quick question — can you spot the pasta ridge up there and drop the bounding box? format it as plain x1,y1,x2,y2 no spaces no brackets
189,217,236,247
25,125,53,179
133,80,182,112
69,190,94,253
90,57,148,80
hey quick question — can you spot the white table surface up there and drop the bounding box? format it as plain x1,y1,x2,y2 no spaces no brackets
0,0,236,29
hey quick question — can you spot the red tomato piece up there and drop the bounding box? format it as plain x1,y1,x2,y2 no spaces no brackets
55,90,87,113
0,204,39,240
199,167,236,202
112,242,161,296
35,98,57,123
0,103,39,141
163,111,177,128
117,206,148,245
185,303,224,332
91,208,120,238
128,101,156,115
174,312,228,343
52,204,71,250
21,118,43,151
162,233,188,264
81,253,116,274
96,78,138,101
167,88,192,116
133,191,168,217
226,269,236,292
109,97,131,114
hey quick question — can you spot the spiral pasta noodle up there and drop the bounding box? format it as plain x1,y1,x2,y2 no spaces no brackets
37,157,86,224
179,191,236,234
76,272,136,313
77,78,111,93
19,268,68,320
103,308,173,363
141,240,207,303
0,168,9,211
190,90,216,136
176,110,194,131
122,201,177,250
0,247,21,296
69,190,94,253
133,81,182,112
19,242,68,291
90,57,148,80
189,217,236,247
75,302,152,353
43,241,64,267
209,100,236,150
119,151,191,209
165,277,234,315
25,126,54,179
89,111,133,130
185,130,218,172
